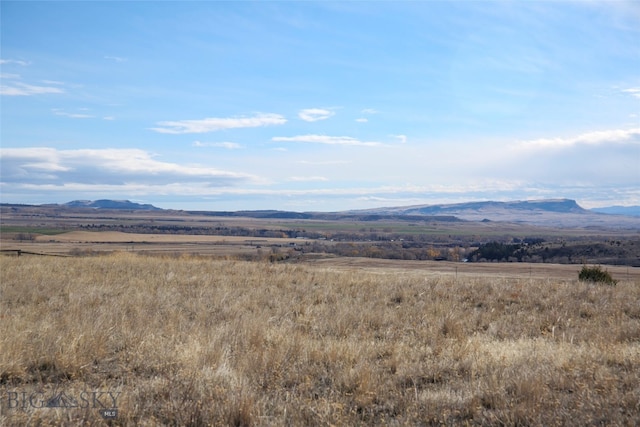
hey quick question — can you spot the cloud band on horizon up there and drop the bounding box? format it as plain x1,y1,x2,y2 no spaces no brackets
0,147,259,187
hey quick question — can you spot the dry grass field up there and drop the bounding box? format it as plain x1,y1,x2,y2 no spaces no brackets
1,252,639,426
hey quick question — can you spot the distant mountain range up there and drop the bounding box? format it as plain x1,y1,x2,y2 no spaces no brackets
3,199,638,228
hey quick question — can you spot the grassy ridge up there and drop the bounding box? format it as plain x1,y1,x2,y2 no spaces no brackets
1,253,639,425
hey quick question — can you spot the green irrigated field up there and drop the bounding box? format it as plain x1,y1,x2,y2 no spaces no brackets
1,253,639,426
0,226,68,235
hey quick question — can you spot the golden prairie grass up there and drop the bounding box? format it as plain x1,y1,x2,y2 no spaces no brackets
0,252,639,426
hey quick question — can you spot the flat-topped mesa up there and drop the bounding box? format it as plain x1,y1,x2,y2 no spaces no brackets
396,198,587,215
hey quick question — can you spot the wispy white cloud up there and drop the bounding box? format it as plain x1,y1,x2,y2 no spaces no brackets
193,141,243,149
622,87,640,99
0,66,65,96
0,81,64,96
272,134,383,147
355,108,378,123
0,59,30,66
150,113,287,134
298,108,335,122
52,108,94,119
515,128,640,150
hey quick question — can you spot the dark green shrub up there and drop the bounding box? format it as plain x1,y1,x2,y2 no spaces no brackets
579,265,617,285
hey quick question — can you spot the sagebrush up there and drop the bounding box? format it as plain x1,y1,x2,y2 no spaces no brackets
579,265,617,285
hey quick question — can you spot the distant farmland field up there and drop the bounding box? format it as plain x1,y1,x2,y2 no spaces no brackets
0,231,302,258
1,253,639,426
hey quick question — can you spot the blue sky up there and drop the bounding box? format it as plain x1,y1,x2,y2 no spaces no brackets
1,1,639,211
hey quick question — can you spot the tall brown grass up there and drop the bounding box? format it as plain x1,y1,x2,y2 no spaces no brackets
1,252,639,425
